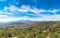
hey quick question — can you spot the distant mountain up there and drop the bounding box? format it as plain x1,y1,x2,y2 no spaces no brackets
0,20,36,26
0,20,50,26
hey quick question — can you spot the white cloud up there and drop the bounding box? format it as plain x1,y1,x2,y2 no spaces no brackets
0,5,60,22
0,17,20,22
3,5,60,14
0,14,60,22
34,15,60,21
17,5,31,12
0,15,8,17
0,11,3,14
0,10,13,15
0,16,30,22
47,9,60,14
17,5,47,13
3,5,47,13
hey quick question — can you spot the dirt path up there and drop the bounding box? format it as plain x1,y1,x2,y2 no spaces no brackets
12,37,17,38
46,33,50,38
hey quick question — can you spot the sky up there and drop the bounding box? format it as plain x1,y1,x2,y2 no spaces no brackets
0,0,60,22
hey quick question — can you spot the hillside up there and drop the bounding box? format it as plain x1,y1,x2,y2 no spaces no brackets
0,21,60,38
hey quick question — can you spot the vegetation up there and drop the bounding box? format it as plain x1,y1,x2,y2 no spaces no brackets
0,21,60,38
